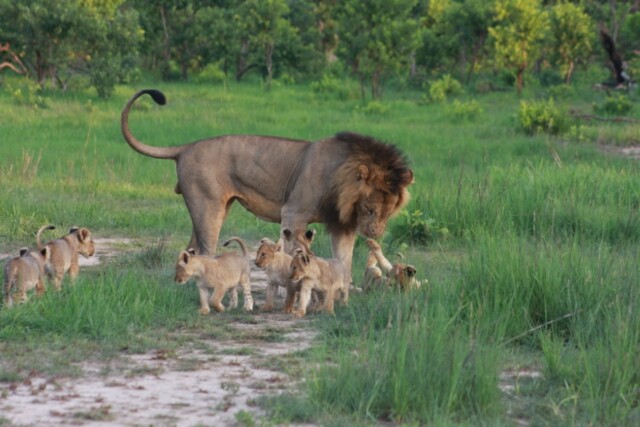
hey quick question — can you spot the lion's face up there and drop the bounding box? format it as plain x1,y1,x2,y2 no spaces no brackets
175,251,196,284
355,191,402,238
289,253,309,282
255,242,279,268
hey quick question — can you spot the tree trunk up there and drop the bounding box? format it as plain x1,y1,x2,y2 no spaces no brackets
236,38,249,81
265,43,274,90
516,66,525,94
564,60,575,84
159,6,171,80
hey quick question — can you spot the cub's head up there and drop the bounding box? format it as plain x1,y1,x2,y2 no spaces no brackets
70,227,95,258
289,251,311,282
174,250,198,284
390,263,419,290
255,238,283,268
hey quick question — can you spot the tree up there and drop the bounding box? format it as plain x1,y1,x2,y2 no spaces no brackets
488,0,549,93
549,1,594,84
236,0,293,88
337,0,421,99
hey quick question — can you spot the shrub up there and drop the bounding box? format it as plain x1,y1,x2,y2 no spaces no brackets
428,74,463,102
7,79,47,109
355,100,388,115
193,62,226,84
310,74,348,99
389,209,449,246
593,94,634,116
449,99,483,121
519,98,568,135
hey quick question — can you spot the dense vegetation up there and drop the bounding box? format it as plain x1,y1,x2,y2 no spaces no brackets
1,0,639,98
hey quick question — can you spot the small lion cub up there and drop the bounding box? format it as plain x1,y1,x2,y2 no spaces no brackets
364,239,420,291
3,246,51,307
37,225,95,290
289,251,344,317
175,237,253,314
255,229,316,313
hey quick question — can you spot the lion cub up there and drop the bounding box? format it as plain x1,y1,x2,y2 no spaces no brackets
3,247,51,307
289,251,344,317
36,225,95,290
175,237,253,314
364,239,420,291
255,229,316,313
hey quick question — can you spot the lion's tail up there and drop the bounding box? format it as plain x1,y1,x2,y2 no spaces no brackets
223,237,248,257
36,225,55,250
121,89,184,160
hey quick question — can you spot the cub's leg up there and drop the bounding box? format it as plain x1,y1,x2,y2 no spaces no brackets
68,258,80,283
49,268,65,291
262,281,279,311
324,287,336,315
240,280,253,311
35,276,46,296
210,285,227,313
283,286,297,313
229,286,239,309
197,285,211,315
294,280,314,318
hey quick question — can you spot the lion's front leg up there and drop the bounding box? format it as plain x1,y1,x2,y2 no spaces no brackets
330,230,356,304
183,192,230,255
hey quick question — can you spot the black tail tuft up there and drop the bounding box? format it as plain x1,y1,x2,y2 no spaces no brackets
146,89,166,106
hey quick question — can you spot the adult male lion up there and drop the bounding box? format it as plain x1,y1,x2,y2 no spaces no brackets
121,89,413,300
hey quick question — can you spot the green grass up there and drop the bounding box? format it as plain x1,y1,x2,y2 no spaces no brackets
1,74,639,425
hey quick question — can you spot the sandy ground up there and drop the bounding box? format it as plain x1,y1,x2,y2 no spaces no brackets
1,238,317,427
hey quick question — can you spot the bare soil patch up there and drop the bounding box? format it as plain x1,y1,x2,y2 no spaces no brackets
1,238,317,426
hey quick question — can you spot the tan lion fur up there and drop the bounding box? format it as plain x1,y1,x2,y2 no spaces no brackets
121,89,413,305
364,239,420,291
3,246,50,307
36,225,95,290
175,237,253,314
289,251,344,318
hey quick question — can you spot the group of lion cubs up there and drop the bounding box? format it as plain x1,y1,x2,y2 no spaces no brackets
3,225,419,316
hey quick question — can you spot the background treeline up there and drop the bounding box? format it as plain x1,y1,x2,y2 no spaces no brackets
0,0,639,99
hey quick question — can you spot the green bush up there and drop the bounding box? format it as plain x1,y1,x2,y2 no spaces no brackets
519,98,568,135
428,74,463,102
354,100,388,115
6,79,47,109
593,94,634,116
449,99,483,121
310,74,348,99
193,62,226,84
388,209,449,246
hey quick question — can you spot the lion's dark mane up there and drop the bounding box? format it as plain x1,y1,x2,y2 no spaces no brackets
319,132,411,234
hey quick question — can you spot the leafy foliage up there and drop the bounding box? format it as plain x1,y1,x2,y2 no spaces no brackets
519,98,568,135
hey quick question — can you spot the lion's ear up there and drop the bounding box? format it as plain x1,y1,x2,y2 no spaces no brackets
357,165,369,181
304,229,316,244
283,229,293,241
401,169,414,186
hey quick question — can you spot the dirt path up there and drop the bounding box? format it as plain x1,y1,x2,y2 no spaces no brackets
0,239,317,426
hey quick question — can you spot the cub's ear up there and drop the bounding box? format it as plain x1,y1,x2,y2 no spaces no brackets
78,228,91,242
357,165,369,181
275,239,284,252
406,265,417,277
69,226,80,234
41,247,50,259
179,251,191,264
19,247,30,257
302,254,310,265
186,248,197,256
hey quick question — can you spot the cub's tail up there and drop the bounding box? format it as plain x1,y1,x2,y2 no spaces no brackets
36,225,55,250
223,237,248,257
